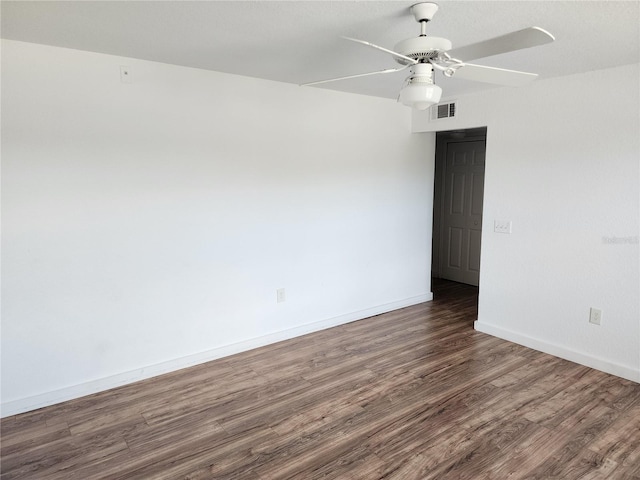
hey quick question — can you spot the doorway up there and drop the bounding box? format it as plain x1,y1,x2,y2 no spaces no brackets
432,127,487,287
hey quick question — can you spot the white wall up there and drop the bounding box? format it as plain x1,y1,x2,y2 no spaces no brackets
415,63,640,382
1,40,435,416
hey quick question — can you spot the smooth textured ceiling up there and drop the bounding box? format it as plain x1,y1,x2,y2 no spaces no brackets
2,1,639,100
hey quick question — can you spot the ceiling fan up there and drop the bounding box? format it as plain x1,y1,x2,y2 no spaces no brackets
302,2,555,110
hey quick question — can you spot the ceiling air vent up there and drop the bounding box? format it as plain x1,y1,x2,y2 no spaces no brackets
431,101,456,120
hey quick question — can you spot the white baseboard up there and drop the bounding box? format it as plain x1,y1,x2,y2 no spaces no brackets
474,320,640,383
1,293,432,417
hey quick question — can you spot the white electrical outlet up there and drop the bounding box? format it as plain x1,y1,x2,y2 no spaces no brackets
494,220,512,234
276,288,286,303
589,307,602,325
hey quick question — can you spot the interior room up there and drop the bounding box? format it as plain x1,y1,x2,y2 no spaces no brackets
1,1,639,478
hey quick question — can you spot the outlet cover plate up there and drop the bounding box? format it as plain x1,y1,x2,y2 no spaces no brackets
589,307,602,325
494,219,512,234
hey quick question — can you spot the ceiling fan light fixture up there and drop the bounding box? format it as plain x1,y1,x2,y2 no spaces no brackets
399,82,442,110
399,63,442,110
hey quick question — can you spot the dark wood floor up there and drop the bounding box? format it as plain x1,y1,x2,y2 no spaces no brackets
2,279,639,479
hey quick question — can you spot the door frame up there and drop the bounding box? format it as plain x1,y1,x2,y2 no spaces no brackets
432,127,488,280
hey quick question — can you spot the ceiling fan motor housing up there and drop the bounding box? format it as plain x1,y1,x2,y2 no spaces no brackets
393,36,452,65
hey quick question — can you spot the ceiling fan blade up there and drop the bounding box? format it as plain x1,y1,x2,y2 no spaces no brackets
448,27,555,61
301,64,411,86
450,64,538,87
342,36,418,65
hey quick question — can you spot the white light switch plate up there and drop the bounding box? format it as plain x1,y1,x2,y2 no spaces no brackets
494,220,512,234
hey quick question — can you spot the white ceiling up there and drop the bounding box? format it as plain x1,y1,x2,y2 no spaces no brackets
2,1,639,101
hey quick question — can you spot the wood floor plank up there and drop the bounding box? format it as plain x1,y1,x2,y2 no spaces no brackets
0,431,129,480
559,449,620,480
139,367,267,427
2,278,639,479
0,423,71,457
520,403,622,479
483,422,560,479
115,428,274,480
587,404,640,467
427,418,542,479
